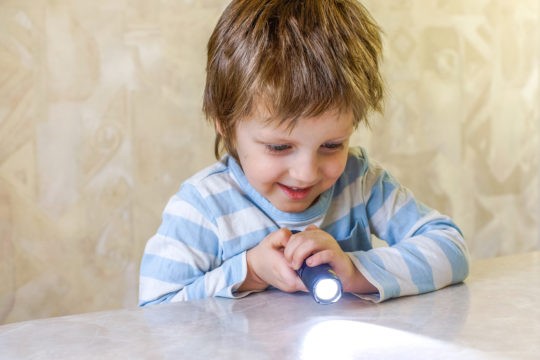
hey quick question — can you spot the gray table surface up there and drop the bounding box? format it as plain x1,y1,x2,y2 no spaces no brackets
1,251,539,359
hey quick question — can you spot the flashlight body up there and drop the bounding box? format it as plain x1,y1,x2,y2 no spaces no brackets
296,261,343,304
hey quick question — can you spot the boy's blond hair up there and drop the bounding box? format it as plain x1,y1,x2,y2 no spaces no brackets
203,0,384,159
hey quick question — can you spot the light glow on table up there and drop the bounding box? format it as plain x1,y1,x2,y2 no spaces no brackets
300,320,490,360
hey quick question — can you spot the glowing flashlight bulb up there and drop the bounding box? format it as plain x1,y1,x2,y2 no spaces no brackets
314,278,340,301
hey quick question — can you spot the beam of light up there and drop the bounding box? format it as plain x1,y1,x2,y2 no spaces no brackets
300,320,491,360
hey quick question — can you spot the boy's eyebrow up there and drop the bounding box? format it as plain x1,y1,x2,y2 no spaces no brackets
325,136,351,143
254,133,352,144
253,136,292,144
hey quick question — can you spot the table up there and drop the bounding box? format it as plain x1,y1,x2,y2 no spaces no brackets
1,252,539,359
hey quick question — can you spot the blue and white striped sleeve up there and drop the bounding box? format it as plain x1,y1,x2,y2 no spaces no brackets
349,156,470,302
138,185,247,306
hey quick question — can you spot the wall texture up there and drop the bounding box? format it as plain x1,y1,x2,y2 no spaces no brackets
0,0,538,324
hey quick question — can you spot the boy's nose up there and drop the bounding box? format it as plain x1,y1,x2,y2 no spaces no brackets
289,154,319,184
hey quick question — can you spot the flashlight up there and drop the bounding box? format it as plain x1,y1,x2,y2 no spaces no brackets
290,230,343,304
296,260,343,304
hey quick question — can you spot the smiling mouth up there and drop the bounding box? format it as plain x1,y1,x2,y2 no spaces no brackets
278,184,313,200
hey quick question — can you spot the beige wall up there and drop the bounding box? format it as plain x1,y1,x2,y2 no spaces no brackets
0,0,538,324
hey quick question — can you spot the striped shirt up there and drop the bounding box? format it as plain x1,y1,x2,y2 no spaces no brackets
139,147,469,306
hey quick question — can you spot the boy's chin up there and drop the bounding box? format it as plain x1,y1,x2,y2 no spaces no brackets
275,204,310,213
271,197,319,213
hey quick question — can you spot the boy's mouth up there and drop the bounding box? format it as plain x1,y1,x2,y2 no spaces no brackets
278,184,313,200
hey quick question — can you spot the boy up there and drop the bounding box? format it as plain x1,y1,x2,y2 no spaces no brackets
139,0,469,306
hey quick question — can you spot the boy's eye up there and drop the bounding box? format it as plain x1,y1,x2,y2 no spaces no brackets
321,142,343,150
266,144,292,153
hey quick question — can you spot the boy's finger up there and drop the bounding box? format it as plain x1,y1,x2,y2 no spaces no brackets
268,228,292,249
305,250,330,268
296,276,308,292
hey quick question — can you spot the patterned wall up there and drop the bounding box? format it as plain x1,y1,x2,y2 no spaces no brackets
0,0,538,324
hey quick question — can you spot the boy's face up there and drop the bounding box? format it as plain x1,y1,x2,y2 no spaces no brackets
234,106,354,213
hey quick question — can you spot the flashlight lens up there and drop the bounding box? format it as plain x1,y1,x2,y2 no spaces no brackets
314,278,340,302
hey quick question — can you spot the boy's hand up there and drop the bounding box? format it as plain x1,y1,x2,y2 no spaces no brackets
238,228,306,293
284,225,377,294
